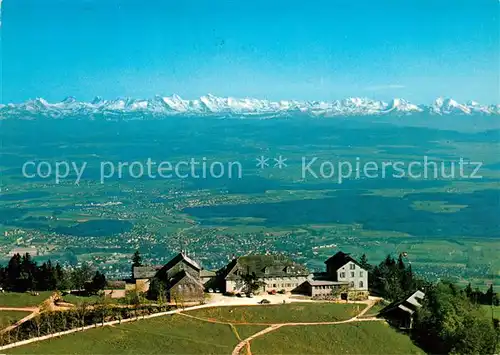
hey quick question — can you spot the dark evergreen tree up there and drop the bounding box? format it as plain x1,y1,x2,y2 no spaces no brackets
6,253,22,290
132,250,142,268
485,284,494,306
19,253,37,291
55,263,68,290
85,271,106,294
465,282,473,299
359,254,370,270
70,263,94,290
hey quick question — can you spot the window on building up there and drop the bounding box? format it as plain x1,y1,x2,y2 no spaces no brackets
350,264,355,270
340,272,345,278
359,281,364,288
350,272,355,277
360,271,363,277
350,281,354,287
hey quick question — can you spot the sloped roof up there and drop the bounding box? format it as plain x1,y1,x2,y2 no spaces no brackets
224,254,309,279
163,252,201,272
381,290,426,316
324,251,362,270
133,266,161,279
168,270,204,290
200,269,216,278
218,258,238,279
406,290,425,308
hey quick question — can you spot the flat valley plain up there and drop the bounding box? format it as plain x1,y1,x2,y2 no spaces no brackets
0,116,498,289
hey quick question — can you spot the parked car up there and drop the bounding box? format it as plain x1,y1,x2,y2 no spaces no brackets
208,288,214,293
236,293,243,297
247,293,254,298
258,299,271,304
268,290,277,295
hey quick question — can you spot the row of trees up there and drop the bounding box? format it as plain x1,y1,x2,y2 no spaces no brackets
0,253,106,294
0,296,174,346
465,283,499,306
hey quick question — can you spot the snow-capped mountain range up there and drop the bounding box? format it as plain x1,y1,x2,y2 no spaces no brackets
0,94,499,119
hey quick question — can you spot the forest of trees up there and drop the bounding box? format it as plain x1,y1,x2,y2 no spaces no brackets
362,253,499,354
363,253,429,301
0,253,106,294
413,282,498,354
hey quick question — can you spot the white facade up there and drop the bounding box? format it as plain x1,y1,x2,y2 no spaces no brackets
336,261,368,291
225,276,308,294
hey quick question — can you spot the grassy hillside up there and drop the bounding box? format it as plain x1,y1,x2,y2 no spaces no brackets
0,292,52,307
251,322,424,354
185,303,361,323
6,303,423,355
7,314,263,355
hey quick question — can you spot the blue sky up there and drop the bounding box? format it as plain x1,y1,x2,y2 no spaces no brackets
1,0,499,103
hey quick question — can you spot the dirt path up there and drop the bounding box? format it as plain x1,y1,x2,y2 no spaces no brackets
1,309,40,334
0,292,60,334
230,299,382,355
0,307,38,312
233,325,284,355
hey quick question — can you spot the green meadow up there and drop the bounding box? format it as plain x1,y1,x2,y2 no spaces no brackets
6,303,423,355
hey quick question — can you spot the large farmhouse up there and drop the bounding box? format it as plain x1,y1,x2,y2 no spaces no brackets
152,252,205,303
129,253,206,303
325,251,368,291
301,251,369,300
218,254,310,294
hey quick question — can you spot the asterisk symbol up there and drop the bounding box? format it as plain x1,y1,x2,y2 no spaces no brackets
273,156,288,169
256,156,269,169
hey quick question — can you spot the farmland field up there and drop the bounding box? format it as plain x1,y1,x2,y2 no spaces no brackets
0,118,498,289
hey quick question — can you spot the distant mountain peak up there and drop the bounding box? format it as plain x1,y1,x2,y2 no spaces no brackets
1,94,498,120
